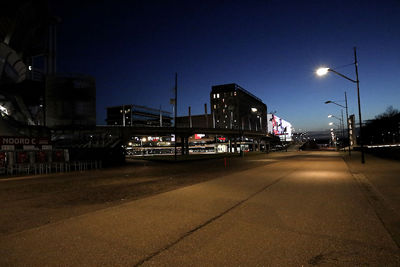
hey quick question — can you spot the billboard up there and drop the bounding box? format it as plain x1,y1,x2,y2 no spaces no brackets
267,114,293,141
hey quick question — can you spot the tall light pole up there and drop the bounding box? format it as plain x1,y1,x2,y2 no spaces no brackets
174,73,178,161
328,114,344,147
329,126,337,149
317,47,364,163
354,48,364,163
325,95,350,156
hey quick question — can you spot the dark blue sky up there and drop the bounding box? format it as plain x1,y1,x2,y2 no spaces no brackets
51,0,400,131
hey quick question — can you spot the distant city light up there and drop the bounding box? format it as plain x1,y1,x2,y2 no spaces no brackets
316,67,329,76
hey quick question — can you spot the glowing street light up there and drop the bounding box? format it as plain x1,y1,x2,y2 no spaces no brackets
316,67,329,76
325,96,350,156
317,47,364,163
328,114,345,146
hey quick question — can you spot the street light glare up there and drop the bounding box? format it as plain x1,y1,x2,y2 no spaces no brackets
316,67,329,76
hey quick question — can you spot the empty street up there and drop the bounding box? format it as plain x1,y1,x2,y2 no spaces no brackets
1,151,400,266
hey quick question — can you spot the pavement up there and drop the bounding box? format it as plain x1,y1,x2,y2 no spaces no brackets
1,151,400,266
343,151,400,249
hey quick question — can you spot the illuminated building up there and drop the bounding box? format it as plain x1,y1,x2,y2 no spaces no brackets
210,83,267,132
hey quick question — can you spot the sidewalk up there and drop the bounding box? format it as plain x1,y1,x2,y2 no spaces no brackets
343,151,400,214
343,151,400,248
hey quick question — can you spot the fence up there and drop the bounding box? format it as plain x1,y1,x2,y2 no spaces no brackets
0,149,102,176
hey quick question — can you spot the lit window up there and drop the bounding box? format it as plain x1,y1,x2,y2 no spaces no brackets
217,120,219,122
222,98,224,102
217,93,220,98
213,94,216,99
225,104,227,108
223,109,225,113
213,104,216,109
234,92,237,96
120,110,122,113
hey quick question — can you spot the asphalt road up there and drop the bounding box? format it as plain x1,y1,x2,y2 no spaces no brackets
1,151,399,266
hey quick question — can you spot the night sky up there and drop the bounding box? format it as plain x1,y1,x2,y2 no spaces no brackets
51,0,400,132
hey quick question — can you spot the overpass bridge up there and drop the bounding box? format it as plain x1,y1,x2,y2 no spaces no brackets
51,125,280,155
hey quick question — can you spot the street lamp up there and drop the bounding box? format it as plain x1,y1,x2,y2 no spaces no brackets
317,47,364,163
328,114,345,146
330,128,337,148
316,68,329,76
325,95,350,156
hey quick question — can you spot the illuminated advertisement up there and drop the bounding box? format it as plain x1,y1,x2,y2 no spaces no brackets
267,114,293,141
194,134,205,140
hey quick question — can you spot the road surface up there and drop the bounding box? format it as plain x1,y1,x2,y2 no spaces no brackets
1,151,399,266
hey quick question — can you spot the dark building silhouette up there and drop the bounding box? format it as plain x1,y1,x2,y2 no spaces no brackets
0,1,97,129
210,83,267,132
45,74,96,127
176,114,213,128
106,104,172,127
0,1,56,128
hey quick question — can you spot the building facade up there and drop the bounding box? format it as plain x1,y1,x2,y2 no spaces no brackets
176,114,213,128
210,83,267,132
45,74,96,127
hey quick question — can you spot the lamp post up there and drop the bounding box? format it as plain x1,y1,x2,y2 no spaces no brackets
174,73,178,161
329,126,337,149
317,47,363,163
328,114,345,149
325,94,350,156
